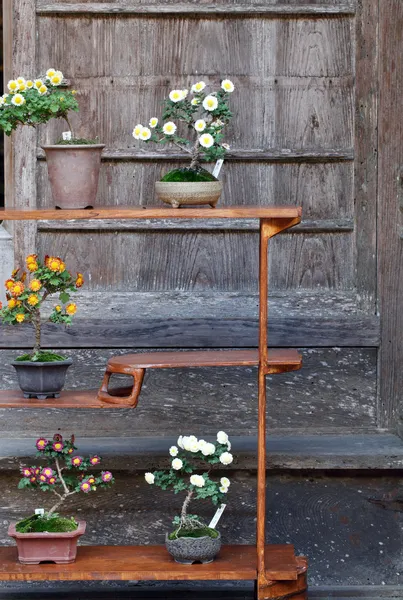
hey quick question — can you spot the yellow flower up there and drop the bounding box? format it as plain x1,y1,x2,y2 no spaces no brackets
75,273,84,288
29,279,42,292
7,80,18,93
46,68,56,80
16,300,22,307
11,282,25,297
11,94,25,106
26,254,37,264
26,80,34,89
50,73,63,86
18,82,27,92
8,298,17,309
5,279,14,291
48,257,62,272
38,85,48,96
55,305,62,312
15,313,25,323
59,96,65,102
27,262,38,272
59,261,66,273
27,294,39,307
34,79,43,89
66,303,77,315
71,90,77,95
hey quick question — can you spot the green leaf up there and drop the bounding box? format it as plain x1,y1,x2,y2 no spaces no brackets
59,291,70,304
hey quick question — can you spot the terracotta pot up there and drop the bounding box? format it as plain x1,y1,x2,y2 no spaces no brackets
42,144,105,209
11,359,72,400
165,531,221,564
8,521,86,564
155,181,223,208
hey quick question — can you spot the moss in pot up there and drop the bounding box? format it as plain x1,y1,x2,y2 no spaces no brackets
132,79,235,207
9,434,115,564
144,430,234,564
0,254,84,399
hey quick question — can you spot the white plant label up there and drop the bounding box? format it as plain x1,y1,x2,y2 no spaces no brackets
212,159,224,179
35,508,45,516
208,504,226,529
62,131,72,141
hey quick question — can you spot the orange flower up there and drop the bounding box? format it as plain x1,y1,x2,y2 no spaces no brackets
29,279,42,292
55,305,62,312
11,268,20,278
59,261,66,273
26,254,38,265
27,294,39,307
0,302,2,310
5,279,14,290
15,313,25,323
8,298,17,309
16,300,22,307
48,257,62,272
66,303,77,315
75,273,84,288
27,262,38,272
11,282,24,297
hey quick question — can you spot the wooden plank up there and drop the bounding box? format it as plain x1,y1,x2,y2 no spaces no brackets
354,0,378,313
0,544,299,581
0,206,301,220
36,2,357,16
378,0,403,430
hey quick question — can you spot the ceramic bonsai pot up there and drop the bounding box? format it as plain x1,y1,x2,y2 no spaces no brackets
8,521,86,564
155,181,223,208
165,531,221,564
11,359,72,399
42,144,105,209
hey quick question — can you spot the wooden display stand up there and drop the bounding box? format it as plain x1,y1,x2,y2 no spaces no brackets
0,206,308,600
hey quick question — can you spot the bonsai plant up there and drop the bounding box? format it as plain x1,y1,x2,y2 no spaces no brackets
0,253,84,399
8,434,115,564
0,68,104,208
144,431,233,564
132,79,235,207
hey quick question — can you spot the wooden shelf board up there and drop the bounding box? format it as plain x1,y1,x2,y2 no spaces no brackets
0,206,301,221
0,544,298,582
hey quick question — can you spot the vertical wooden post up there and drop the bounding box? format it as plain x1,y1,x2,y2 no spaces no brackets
257,218,270,578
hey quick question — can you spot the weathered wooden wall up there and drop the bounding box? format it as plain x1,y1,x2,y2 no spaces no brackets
3,0,401,449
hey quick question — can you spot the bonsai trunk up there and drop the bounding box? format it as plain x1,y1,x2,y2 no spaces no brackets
48,458,76,516
189,139,201,171
181,490,193,524
33,310,41,355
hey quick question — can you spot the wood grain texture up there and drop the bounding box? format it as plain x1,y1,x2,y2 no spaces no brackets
0,544,300,582
354,0,378,312
36,2,357,15
378,0,403,430
0,348,377,436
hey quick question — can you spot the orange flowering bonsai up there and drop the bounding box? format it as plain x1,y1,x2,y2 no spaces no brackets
0,253,83,362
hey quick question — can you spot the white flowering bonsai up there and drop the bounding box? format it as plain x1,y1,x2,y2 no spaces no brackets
145,431,233,539
132,80,235,182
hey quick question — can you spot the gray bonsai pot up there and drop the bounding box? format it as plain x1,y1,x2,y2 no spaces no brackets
12,359,72,400
165,531,221,564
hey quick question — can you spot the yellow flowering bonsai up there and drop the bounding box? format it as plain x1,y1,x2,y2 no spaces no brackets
132,79,235,182
0,254,84,362
0,69,80,139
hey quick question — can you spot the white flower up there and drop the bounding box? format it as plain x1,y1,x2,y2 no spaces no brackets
50,72,63,86
11,94,25,106
190,474,205,488
132,124,143,140
169,89,184,103
198,439,207,451
194,119,206,132
7,80,18,93
16,77,26,86
46,68,56,80
182,435,198,452
0,98,4,106
191,81,206,93
181,89,189,99
2,94,9,102
219,452,233,465
219,486,229,493
26,80,34,89
217,431,229,445
191,98,200,106
220,477,230,488
201,442,215,456
172,458,183,470
177,435,184,449
163,121,177,136
199,133,214,148
221,79,235,93
203,95,218,111
139,127,152,141
169,446,178,457
227,441,231,451
37,84,48,96
145,472,155,484
149,117,158,128
34,79,43,90
222,143,230,150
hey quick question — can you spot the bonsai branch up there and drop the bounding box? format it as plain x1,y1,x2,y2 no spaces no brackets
32,310,42,355
55,458,69,495
181,489,193,524
48,489,77,516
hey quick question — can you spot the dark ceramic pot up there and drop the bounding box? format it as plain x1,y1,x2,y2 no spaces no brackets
42,144,105,209
165,531,221,564
8,521,86,564
11,359,72,400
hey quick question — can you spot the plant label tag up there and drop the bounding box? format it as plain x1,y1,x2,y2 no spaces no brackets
212,159,224,179
62,131,72,141
35,508,45,516
208,504,226,529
